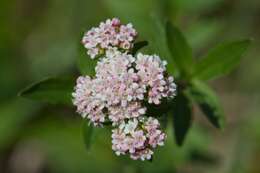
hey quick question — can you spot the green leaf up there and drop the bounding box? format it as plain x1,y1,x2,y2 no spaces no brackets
150,14,177,76
172,91,193,146
194,39,252,80
77,44,97,76
158,113,168,130
166,21,194,78
186,80,225,129
19,76,75,105
82,119,94,151
131,41,148,55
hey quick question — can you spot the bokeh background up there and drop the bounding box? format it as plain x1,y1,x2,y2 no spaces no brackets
0,0,260,173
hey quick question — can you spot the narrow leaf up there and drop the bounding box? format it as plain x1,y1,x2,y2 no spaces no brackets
77,44,97,76
194,39,252,80
172,91,193,146
150,14,177,76
186,80,225,129
82,119,94,151
19,76,74,105
131,41,148,55
166,21,194,77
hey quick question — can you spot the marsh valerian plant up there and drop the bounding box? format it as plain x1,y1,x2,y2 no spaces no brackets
73,18,176,160
19,17,251,161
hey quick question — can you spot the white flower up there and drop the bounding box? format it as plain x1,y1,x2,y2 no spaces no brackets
124,119,138,134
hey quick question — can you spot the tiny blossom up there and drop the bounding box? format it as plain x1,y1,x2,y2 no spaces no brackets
108,102,146,125
111,117,166,161
82,18,137,59
95,50,146,107
130,148,154,161
143,117,160,131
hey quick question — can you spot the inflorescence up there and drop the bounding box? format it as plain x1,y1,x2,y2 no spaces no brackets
73,18,176,161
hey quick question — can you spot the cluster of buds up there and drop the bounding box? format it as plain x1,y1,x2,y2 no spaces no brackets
73,18,176,161
82,18,137,59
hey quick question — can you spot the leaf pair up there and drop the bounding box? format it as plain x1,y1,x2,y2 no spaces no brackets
166,21,251,146
166,22,251,81
171,80,225,146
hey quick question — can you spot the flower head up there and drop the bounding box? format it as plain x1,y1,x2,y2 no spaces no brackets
72,50,176,127
72,76,107,126
82,18,137,59
111,117,166,161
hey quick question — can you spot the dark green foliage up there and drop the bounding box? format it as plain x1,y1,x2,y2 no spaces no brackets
186,80,225,129
19,76,75,105
165,21,250,145
131,41,148,55
82,119,94,151
194,39,252,80
166,21,194,78
172,91,192,146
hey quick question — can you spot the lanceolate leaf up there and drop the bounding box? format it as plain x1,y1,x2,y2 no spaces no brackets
77,44,97,76
172,91,193,146
186,80,225,129
19,76,75,105
150,14,177,76
82,119,94,151
194,39,252,80
166,21,194,78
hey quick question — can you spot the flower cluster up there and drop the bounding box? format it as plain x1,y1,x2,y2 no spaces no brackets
72,49,176,126
73,18,177,160
112,117,166,160
82,18,137,59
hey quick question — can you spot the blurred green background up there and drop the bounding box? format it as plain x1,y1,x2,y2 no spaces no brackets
0,0,260,173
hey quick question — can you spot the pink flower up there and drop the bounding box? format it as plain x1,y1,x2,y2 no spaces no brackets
147,129,166,148
111,117,166,161
136,53,176,104
132,130,146,148
108,102,146,125
130,148,154,161
82,18,137,59
144,117,160,131
112,128,128,155
72,76,107,126
72,50,176,128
